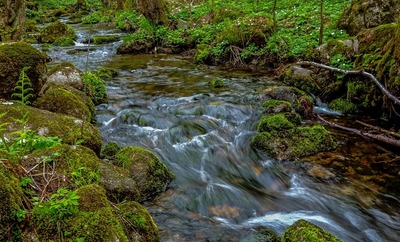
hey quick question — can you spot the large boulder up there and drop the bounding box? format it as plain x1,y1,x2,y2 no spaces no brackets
282,65,320,94
337,0,400,36
0,42,51,100
40,21,77,44
115,146,175,201
44,62,84,91
282,219,342,242
0,103,102,154
34,85,95,123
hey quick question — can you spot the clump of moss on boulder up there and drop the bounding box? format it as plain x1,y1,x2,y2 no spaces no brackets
97,67,119,79
282,65,321,94
34,86,94,123
282,219,342,242
261,99,292,114
257,113,295,132
93,35,121,44
209,79,225,88
115,146,175,201
116,201,160,242
26,144,100,191
100,141,121,159
0,165,23,240
0,103,102,154
40,21,77,44
328,98,358,114
0,42,51,100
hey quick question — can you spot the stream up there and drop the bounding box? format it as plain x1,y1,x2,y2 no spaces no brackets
40,23,400,241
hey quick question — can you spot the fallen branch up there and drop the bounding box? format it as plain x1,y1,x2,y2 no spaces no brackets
356,120,400,139
297,61,400,106
318,115,400,148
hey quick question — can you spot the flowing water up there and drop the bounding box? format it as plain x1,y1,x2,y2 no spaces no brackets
41,23,400,241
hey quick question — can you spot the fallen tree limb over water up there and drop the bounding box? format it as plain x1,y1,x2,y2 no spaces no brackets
317,115,400,149
297,61,400,106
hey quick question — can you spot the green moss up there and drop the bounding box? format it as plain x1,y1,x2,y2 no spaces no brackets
328,98,358,114
97,67,119,79
209,79,225,88
93,35,121,44
195,44,213,64
116,201,160,242
257,114,295,132
115,146,175,200
40,20,77,43
252,125,334,160
100,141,121,159
261,99,292,113
82,72,108,105
33,87,93,123
0,103,102,154
282,219,342,242
54,36,75,46
0,165,23,240
48,62,77,76
76,184,109,212
28,144,100,189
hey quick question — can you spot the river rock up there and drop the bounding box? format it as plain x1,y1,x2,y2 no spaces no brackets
282,65,320,94
116,201,160,242
40,21,77,44
337,0,400,36
0,103,102,154
282,219,342,241
0,42,51,100
43,62,84,91
115,146,175,201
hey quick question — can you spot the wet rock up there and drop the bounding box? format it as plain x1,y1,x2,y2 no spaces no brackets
0,103,102,154
261,99,292,114
115,146,175,201
44,62,83,91
167,122,207,144
99,160,141,202
40,21,77,44
282,65,320,94
282,219,342,241
337,0,400,36
307,165,336,180
0,42,51,100
116,201,160,242
117,41,154,54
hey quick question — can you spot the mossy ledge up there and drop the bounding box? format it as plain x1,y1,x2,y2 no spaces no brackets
282,219,342,242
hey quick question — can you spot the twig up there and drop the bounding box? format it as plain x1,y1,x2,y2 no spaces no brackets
356,120,400,138
318,115,400,148
297,61,400,106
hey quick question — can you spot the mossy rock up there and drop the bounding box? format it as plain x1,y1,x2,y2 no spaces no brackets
213,8,243,24
337,0,400,36
251,125,334,161
0,103,102,154
0,165,23,241
32,184,129,242
282,219,342,242
257,114,295,132
261,99,292,114
115,146,175,201
209,79,225,88
328,98,358,114
116,201,160,242
93,35,121,44
26,144,100,191
54,36,76,46
34,87,94,123
97,67,119,79
99,160,142,203
40,21,77,44
45,62,84,91
100,141,122,159
117,40,154,54
316,39,359,63
0,42,51,100
282,65,321,94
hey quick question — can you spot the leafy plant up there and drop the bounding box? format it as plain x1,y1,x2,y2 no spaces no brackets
34,188,80,220
12,67,33,106
82,72,107,105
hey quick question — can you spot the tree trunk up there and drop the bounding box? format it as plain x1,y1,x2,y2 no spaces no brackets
272,0,277,31
135,0,168,25
319,0,324,45
0,0,26,41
